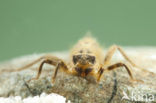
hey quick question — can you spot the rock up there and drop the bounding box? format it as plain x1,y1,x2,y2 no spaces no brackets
0,48,156,103
0,93,71,103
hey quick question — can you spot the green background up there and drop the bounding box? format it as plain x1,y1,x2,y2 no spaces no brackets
0,0,156,62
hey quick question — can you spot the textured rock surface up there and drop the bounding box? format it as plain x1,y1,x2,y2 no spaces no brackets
0,48,156,103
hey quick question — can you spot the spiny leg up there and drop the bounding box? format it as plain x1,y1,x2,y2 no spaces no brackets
52,61,69,83
0,54,72,84
106,62,134,80
97,67,104,82
97,62,135,82
104,45,152,74
28,56,69,84
104,45,117,66
1,54,58,73
0,57,43,73
28,59,55,82
104,45,136,66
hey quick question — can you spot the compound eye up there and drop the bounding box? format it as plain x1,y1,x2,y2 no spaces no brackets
87,55,96,64
73,55,81,64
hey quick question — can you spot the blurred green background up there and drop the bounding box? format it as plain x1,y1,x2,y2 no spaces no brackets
0,0,156,62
